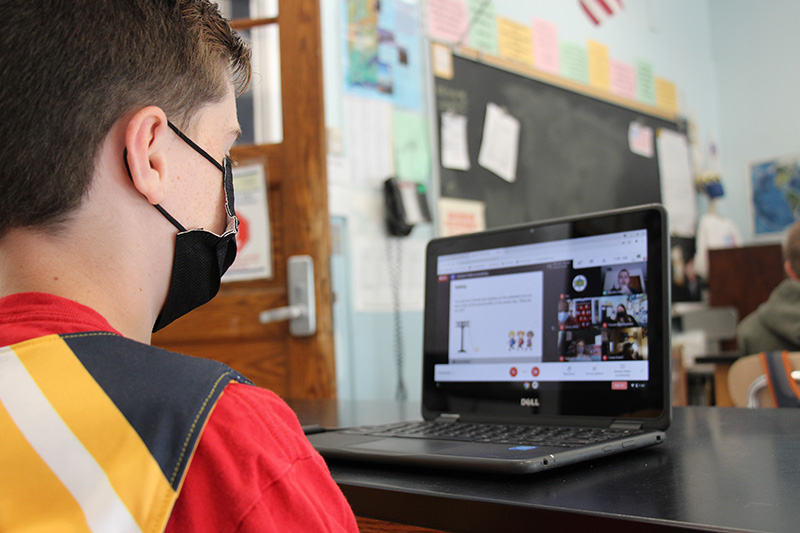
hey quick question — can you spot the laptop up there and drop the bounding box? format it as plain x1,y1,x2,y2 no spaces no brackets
308,204,671,474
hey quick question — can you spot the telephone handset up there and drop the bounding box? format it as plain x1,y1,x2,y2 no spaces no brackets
384,177,432,236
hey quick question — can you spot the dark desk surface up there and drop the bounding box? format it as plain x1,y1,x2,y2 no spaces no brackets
288,400,800,533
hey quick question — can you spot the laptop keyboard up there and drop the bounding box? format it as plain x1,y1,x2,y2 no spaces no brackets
343,421,643,448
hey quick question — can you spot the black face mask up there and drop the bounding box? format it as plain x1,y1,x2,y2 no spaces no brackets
124,121,239,333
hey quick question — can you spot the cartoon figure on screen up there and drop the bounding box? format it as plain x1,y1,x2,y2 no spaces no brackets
509,331,516,350
526,330,534,350
517,330,525,350
609,269,642,295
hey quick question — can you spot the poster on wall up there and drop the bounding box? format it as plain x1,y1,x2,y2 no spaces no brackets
222,165,272,282
344,0,423,110
749,155,800,235
656,129,696,237
438,197,486,236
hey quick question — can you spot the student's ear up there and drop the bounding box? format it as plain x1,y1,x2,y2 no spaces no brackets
785,260,799,281
124,107,170,206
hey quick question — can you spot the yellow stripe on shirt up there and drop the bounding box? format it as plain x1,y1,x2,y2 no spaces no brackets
0,399,92,532
3,335,177,532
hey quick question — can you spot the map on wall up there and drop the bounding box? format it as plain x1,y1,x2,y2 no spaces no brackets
346,0,391,93
750,155,800,234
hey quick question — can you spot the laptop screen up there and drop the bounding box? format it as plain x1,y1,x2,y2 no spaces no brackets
422,205,669,426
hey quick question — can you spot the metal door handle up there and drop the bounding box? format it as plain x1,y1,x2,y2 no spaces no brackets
258,255,316,336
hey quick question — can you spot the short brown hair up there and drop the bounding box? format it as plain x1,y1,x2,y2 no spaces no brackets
0,0,251,237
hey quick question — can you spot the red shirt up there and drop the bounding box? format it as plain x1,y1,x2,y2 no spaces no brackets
0,293,358,532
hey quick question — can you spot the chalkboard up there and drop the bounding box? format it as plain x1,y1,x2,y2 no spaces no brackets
435,53,681,228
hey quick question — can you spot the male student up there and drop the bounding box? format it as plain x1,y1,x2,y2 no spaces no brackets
0,1,357,531
737,219,800,355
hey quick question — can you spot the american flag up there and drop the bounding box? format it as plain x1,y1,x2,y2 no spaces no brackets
580,0,624,26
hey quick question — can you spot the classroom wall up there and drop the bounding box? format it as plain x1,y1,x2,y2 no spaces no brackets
708,0,800,245
323,0,433,402
322,0,726,401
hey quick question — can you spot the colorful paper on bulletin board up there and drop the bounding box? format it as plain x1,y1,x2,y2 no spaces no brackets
531,18,559,74
426,0,468,43
497,17,534,67
635,59,656,106
468,0,497,55
610,59,636,100
392,0,423,110
438,197,486,237
655,77,678,115
393,109,431,183
560,42,588,84
345,0,423,109
587,40,610,91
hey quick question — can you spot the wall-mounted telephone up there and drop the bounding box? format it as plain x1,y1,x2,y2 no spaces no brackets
384,177,432,236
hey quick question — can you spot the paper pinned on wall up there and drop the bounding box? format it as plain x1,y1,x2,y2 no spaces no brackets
587,40,611,91
478,102,520,183
636,59,656,106
394,109,431,184
222,164,272,282
656,128,697,237
532,18,560,74
497,17,534,67
393,0,424,110
441,111,471,171
610,59,636,100
655,77,678,115
344,94,394,186
560,42,589,84
628,121,654,158
438,197,486,237
468,0,498,55
426,0,469,44
432,42,454,79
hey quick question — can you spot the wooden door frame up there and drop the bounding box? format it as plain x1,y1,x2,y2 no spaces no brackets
153,0,335,400
274,0,334,399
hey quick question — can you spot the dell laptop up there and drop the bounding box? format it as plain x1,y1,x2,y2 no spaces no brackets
308,204,671,474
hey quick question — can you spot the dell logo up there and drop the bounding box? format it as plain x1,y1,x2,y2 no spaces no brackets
520,398,540,407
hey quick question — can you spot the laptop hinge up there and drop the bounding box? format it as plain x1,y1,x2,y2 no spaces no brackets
436,413,460,423
610,420,643,430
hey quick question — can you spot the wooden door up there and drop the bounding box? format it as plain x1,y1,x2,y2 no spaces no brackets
152,0,335,400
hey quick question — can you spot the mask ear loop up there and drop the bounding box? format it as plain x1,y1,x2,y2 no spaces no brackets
167,120,236,226
122,148,188,233
167,121,225,173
